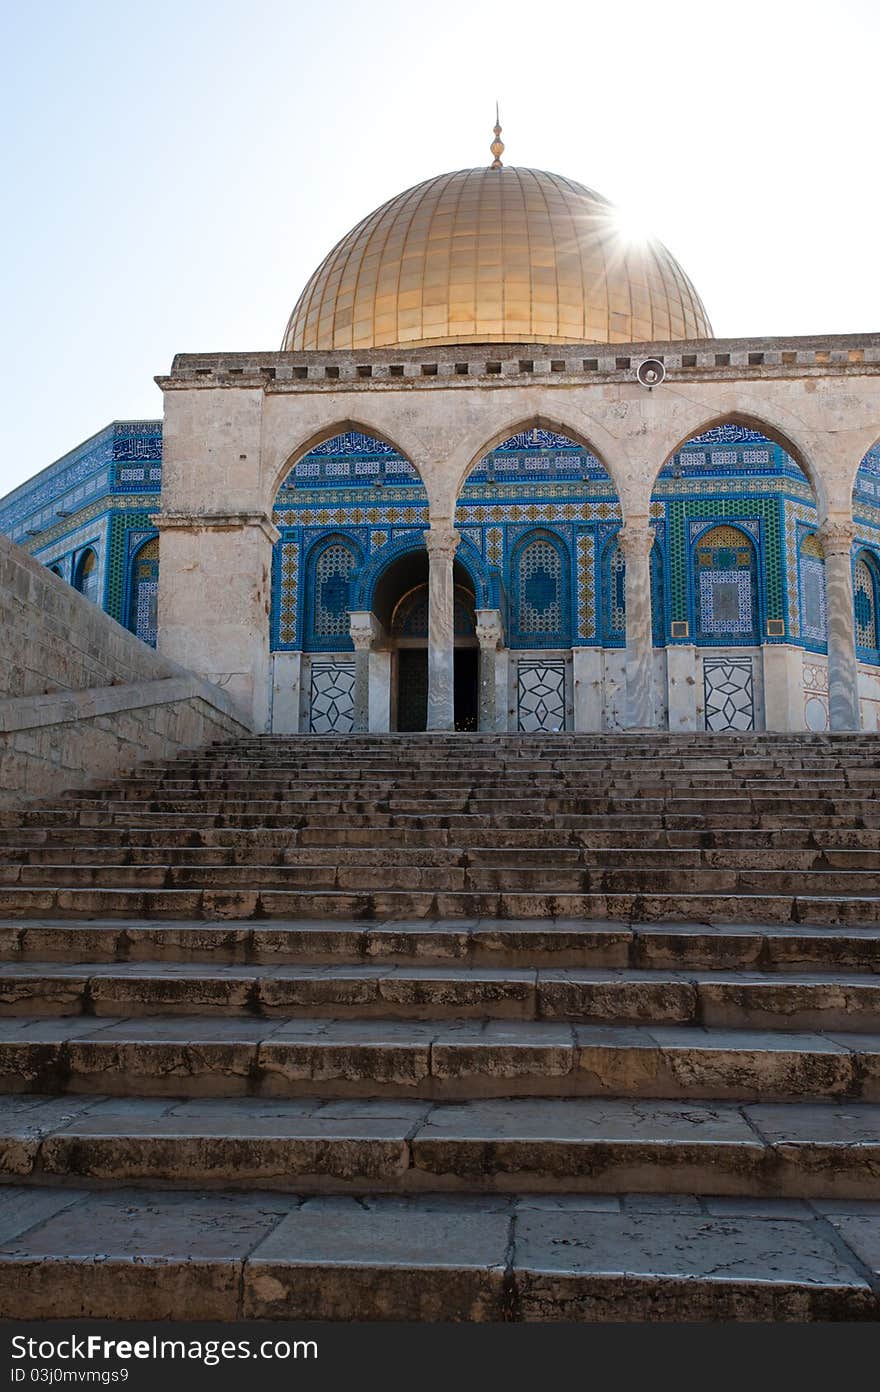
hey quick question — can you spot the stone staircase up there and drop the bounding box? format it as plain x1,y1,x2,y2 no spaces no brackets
0,732,879,1321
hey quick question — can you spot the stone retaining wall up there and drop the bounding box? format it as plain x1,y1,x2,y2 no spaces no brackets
0,532,248,803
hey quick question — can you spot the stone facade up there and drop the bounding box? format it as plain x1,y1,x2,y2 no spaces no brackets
153,336,880,733
3,338,880,739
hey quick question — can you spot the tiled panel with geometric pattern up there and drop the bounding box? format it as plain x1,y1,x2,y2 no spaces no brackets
703,657,755,732
308,662,355,734
516,661,566,732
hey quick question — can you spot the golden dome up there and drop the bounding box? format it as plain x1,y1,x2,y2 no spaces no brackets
282,165,712,352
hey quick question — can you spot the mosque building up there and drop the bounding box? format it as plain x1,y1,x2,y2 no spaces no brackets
3,124,880,737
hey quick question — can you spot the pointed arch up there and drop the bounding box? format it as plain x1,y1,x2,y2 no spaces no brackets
798,529,827,649
303,532,364,652
73,548,99,604
691,523,760,646
652,413,821,507
127,535,160,646
454,415,623,499
509,528,571,648
269,421,427,505
854,548,880,658
599,530,665,647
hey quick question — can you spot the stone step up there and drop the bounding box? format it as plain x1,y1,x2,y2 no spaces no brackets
1,1015,878,1101
3,918,878,970
6,835,880,868
8,826,880,853
0,886,879,923
8,824,880,857
4,863,880,897
2,961,878,1031
56,796,880,816
16,809,876,833
0,1186,876,1320
89,777,872,798
3,1094,880,1201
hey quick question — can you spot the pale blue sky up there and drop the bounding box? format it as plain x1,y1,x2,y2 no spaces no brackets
1,0,877,494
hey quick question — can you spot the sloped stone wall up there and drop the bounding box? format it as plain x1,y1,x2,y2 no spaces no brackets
0,533,248,804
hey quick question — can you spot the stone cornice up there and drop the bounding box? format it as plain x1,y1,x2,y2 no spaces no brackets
156,334,880,394
156,511,280,544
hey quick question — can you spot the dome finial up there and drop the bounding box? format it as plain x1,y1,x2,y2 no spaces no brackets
490,103,504,169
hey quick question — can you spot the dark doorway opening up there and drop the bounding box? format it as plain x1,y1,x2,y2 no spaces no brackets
454,648,479,731
397,649,428,731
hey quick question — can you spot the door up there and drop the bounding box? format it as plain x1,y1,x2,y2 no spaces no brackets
454,648,479,730
397,649,428,731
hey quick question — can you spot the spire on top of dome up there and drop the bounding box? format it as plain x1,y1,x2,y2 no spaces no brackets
490,104,504,169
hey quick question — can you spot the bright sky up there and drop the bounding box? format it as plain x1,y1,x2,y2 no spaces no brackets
1,0,877,495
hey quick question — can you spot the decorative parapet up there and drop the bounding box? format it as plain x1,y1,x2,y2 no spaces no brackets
157,334,880,394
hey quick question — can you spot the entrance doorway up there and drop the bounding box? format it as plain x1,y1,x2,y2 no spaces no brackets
454,648,479,731
396,647,478,731
397,649,428,731
371,547,480,732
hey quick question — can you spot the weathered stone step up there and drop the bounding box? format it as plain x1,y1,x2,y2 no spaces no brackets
0,885,878,923
94,776,870,799
17,808,875,833
0,1186,876,1320
5,845,879,873
4,862,880,897
9,825,880,853
58,795,880,817
2,961,878,1031
3,1094,880,1201
3,918,878,970
1,1015,878,1101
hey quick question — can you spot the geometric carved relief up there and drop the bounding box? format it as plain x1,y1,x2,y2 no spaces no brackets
308,662,355,733
516,660,566,732
702,657,755,731
803,661,829,731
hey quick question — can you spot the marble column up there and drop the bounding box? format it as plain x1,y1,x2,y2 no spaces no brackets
426,526,460,732
619,521,659,729
819,517,860,731
475,609,504,732
349,612,382,734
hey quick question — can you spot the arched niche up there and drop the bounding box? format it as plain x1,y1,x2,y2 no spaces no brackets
649,421,818,651
453,425,622,651
73,548,99,605
851,441,880,729
127,536,159,646
270,430,429,655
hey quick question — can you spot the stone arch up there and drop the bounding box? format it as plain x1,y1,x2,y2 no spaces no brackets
351,530,495,613
266,420,427,507
649,410,823,511
452,414,627,502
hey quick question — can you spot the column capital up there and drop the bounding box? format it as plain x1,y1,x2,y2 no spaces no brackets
475,608,504,650
818,517,856,558
425,525,461,560
617,520,655,561
349,611,382,652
